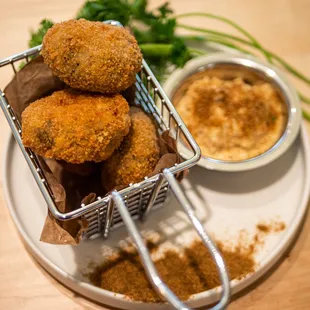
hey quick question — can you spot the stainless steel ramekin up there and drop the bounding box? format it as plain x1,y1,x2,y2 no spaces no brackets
164,53,302,172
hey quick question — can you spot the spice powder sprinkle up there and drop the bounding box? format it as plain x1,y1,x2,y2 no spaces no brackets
87,239,256,303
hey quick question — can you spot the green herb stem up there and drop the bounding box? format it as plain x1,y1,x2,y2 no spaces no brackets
188,47,206,55
175,12,272,62
183,35,253,55
303,110,310,122
299,93,310,105
139,43,173,57
139,43,205,57
271,54,310,85
178,23,250,45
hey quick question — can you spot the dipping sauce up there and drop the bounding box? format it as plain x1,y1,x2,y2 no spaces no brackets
173,74,288,161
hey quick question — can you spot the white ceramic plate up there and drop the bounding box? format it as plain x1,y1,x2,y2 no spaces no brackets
2,121,310,309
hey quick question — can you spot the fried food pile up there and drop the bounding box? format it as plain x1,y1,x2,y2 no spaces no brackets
22,19,160,189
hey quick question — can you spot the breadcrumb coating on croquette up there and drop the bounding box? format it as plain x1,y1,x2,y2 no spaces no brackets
41,19,142,94
102,107,160,191
22,89,131,164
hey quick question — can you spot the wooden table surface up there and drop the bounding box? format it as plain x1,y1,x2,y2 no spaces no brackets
1,0,310,309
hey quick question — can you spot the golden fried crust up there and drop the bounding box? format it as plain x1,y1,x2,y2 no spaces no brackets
41,19,142,94
22,89,131,164
102,107,160,191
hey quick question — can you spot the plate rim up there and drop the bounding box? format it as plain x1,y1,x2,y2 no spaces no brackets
2,124,310,309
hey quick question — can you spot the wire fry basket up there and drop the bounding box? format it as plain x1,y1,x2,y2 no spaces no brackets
0,20,230,309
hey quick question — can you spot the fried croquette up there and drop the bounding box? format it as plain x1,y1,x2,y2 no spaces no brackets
41,19,142,94
101,107,160,191
22,89,131,164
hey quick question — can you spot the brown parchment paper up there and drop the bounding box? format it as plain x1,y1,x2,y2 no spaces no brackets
4,56,183,245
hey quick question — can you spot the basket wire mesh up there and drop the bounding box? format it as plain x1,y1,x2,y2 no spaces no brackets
0,20,230,309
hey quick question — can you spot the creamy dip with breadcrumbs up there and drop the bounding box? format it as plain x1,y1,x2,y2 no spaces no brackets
174,76,287,161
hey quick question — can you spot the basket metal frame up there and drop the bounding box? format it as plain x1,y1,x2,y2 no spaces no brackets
0,20,231,309
0,45,200,223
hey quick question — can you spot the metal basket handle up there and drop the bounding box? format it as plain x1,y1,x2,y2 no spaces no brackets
111,168,230,309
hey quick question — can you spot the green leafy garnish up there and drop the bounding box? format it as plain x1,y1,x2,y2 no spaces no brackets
29,19,54,48
77,0,131,25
